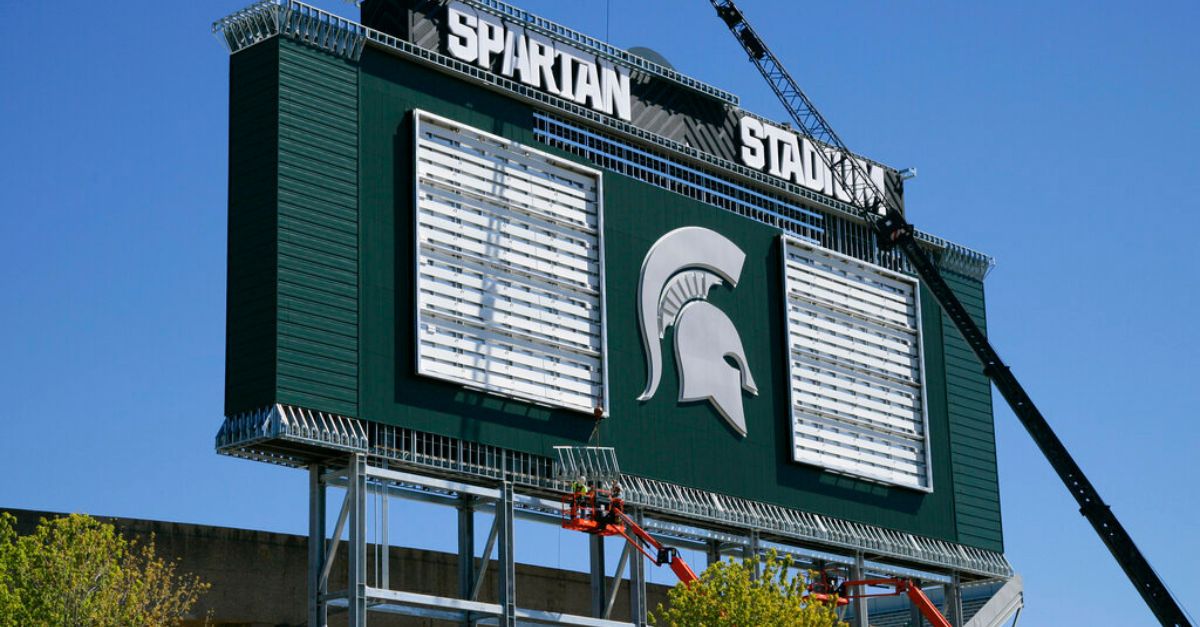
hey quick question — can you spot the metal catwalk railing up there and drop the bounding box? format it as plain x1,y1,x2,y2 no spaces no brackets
216,406,1012,579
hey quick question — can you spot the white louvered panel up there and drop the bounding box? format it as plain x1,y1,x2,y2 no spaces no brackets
414,110,606,415
783,236,931,491
419,290,596,349
420,263,597,323
787,300,917,357
418,222,595,288
418,200,596,269
420,275,598,336
421,193,595,261
419,143,596,230
795,367,919,415
420,260,597,324
786,313,917,378
790,382,918,431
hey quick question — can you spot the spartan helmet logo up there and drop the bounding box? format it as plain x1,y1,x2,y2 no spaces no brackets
637,227,758,436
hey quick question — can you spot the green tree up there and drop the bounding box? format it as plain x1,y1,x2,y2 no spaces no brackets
651,550,846,627
0,512,210,626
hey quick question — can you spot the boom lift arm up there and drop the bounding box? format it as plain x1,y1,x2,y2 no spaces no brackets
810,576,952,627
562,487,699,585
709,1,1192,625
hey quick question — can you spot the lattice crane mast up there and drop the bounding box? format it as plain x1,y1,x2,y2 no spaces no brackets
709,1,1192,625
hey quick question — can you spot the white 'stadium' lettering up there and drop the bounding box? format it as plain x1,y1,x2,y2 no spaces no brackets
737,114,887,211
445,1,632,122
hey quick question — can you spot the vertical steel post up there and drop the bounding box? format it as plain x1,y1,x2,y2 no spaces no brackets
850,552,868,627
909,578,923,627
497,481,516,627
457,496,475,627
348,454,368,627
589,534,607,617
629,507,647,627
706,540,721,568
308,464,327,627
380,462,389,592
744,530,761,579
945,572,964,626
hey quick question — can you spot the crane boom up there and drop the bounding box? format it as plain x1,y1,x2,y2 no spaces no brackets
710,2,1192,625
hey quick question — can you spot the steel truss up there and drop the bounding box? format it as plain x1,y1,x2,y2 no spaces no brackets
307,455,644,626
218,405,1021,626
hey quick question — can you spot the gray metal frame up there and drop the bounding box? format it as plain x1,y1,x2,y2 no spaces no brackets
290,439,1002,626
306,454,645,627
220,408,1010,625
218,407,1012,583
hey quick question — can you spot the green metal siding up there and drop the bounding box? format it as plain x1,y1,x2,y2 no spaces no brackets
357,48,556,455
225,39,359,418
225,40,279,417
356,49,962,545
940,270,1004,552
275,40,359,417
225,41,1004,551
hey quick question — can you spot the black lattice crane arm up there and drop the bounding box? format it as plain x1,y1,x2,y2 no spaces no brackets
710,2,1192,625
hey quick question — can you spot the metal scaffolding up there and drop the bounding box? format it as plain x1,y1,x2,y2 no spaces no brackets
217,405,1021,626
304,455,639,626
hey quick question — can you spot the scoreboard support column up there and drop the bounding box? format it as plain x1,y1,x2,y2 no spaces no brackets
348,454,368,627
945,572,964,626
851,552,869,627
590,534,607,617
457,495,476,627
497,480,516,626
308,464,328,627
629,507,648,626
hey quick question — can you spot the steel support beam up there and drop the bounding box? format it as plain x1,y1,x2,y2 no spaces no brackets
471,511,501,601
320,486,352,590
604,543,632,620
291,441,1016,627
458,496,475,627
589,534,606,618
348,454,368,626
745,530,761,579
628,508,647,627
497,481,516,627
910,578,924,627
706,540,721,568
381,461,390,592
850,552,868,627
359,588,634,626
945,572,964,626
308,464,328,627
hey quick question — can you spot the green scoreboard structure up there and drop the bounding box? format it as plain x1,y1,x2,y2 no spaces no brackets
214,1,1020,625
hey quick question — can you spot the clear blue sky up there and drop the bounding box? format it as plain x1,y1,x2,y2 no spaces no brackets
1,1,1196,624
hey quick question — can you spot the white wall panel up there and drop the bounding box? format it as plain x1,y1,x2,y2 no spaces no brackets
414,110,606,414
782,237,931,490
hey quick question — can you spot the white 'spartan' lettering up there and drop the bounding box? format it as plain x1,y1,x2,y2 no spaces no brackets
446,1,633,122
738,114,887,211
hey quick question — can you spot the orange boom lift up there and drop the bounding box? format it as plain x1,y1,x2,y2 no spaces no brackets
560,479,945,626
562,483,699,585
809,574,951,627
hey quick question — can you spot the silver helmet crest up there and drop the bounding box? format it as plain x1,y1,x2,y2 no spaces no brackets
636,227,758,436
